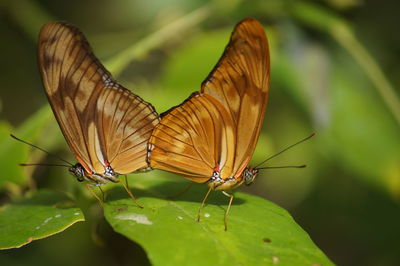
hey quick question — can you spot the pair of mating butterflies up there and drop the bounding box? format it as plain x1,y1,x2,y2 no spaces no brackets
36,18,269,227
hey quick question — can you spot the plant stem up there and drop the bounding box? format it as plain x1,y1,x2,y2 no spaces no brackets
331,24,400,125
105,4,213,76
291,2,400,125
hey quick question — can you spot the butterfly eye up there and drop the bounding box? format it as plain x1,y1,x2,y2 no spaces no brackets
244,169,258,186
244,169,254,186
69,164,86,179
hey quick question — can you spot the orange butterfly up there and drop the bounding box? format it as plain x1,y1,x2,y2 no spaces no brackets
147,18,270,229
37,22,159,189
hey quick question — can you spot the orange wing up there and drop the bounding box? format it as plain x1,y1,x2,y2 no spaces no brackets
148,18,270,183
38,22,159,176
149,93,235,183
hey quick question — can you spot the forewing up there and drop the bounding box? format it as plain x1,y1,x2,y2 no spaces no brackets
38,22,159,175
201,18,270,174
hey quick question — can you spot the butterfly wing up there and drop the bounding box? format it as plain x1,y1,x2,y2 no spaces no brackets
200,18,270,175
149,93,236,183
149,18,269,182
38,22,159,176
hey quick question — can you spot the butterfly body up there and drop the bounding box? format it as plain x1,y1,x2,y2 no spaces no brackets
38,22,159,185
69,160,119,184
147,17,269,228
148,18,269,191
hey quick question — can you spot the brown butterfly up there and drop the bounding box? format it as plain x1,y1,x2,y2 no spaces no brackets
147,18,270,229
37,22,159,188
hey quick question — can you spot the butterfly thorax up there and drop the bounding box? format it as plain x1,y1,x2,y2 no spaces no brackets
69,163,119,184
207,167,259,191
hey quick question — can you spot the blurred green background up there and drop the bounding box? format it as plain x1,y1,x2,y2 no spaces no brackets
0,0,399,265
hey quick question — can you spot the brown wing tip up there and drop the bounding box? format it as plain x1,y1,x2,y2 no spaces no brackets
233,17,266,38
37,21,91,76
38,22,84,45
200,17,269,90
238,17,261,25
236,17,263,28
37,21,96,67
39,21,78,31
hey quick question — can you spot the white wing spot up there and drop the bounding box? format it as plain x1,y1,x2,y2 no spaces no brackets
272,256,280,264
148,143,154,151
204,213,210,218
115,213,153,225
177,216,183,220
55,214,62,218
102,74,118,88
74,212,81,216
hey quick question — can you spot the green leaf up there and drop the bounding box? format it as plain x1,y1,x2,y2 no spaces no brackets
0,189,84,250
104,175,333,266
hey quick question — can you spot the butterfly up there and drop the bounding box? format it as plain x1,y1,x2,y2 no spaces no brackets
147,18,270,229
37,22,160,189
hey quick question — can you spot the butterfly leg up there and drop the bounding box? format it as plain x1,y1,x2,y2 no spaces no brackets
121,175,143,209
98,186,106,202
222,191,234,231
197,187,212,223
86,183,104,207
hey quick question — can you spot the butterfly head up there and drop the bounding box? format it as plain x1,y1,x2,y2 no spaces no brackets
69,162,120,184
69,163,87,182
208,165,259,190
243,167,259,186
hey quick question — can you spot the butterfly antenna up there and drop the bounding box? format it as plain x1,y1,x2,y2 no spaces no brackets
257,165,306,170
10,134,73,166
19,163,71,168
254,133,315,169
